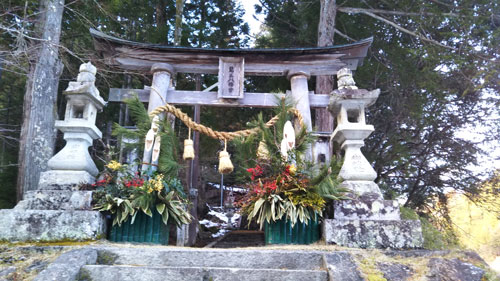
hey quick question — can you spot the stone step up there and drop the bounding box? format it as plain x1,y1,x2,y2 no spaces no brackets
323,218,424,249
79,265,328,281
96,247,324,270
0,209,106,242
20,190,93,210
334,199,400,220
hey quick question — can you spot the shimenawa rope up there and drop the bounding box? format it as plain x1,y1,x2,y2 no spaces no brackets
148,87,305,141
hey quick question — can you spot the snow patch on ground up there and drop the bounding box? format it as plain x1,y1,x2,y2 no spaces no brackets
201,204,241,238
206,182,248,193
212,229,229,238
199,219,219,228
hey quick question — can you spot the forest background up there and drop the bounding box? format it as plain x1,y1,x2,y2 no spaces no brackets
0,0,499,265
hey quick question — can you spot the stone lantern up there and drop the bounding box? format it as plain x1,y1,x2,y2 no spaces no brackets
322,68,423,249
0,62,107,242
40,62,106,188
328,68,382,199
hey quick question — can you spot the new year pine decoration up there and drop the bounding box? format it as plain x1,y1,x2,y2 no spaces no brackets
152,135,161,162
145,115,160,152
183,128,195,160
218,140,234,174
280,121,296,161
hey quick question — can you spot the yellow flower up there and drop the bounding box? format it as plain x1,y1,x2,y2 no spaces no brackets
289,164,297,176
147,187,153,193
150,174,164,191
106,160,122,171
154,181,163,191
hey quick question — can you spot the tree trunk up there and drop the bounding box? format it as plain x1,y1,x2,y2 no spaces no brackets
16,0,64,201
315,0,336,133
155,0,168,44
174,0,185,46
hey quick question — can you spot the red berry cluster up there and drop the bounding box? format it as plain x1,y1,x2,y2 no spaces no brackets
254,180,277,195
246,165,264,180
124,178,145,188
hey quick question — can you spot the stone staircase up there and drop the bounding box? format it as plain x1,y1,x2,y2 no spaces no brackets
29,245,490,281
76,247,347,281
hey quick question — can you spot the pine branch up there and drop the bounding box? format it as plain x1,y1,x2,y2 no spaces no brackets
124,96,150,126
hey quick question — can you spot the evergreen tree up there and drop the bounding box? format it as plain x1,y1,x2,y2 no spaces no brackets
253,0,500,211
0,0,251,206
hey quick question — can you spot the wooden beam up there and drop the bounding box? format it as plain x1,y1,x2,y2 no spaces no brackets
111,56,352,76
91,29,372,76
108,88,330,108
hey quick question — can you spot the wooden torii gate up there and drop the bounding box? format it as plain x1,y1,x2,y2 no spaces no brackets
90,28,372,245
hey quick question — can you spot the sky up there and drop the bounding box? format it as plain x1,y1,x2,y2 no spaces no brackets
239,0,264,45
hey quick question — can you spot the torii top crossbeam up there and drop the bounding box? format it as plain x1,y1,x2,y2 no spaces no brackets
90,28,372,76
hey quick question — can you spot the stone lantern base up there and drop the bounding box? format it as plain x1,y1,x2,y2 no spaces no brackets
0,178,106,242
323,197,424,249
38,170,95,190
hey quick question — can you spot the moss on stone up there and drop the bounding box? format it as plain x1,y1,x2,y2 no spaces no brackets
0,239,100,247
77,267,93,281
353,252,387,281
0,245,64,281
96,250,118,265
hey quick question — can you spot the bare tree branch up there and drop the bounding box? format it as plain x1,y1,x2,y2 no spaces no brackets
337,8,458,50
337,7,458,17
334,28,356,42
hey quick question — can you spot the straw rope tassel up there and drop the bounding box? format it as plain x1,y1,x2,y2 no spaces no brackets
218,140,233,174
183,128,195,160
257,140,270,161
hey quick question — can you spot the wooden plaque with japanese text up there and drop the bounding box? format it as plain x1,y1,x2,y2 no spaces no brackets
218,57,244,99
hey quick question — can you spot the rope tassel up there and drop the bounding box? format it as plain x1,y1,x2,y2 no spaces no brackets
183,128,195,160
218,140,233,174
257,140,270,161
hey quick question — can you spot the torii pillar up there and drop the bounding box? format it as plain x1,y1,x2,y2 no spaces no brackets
287,71,313,160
